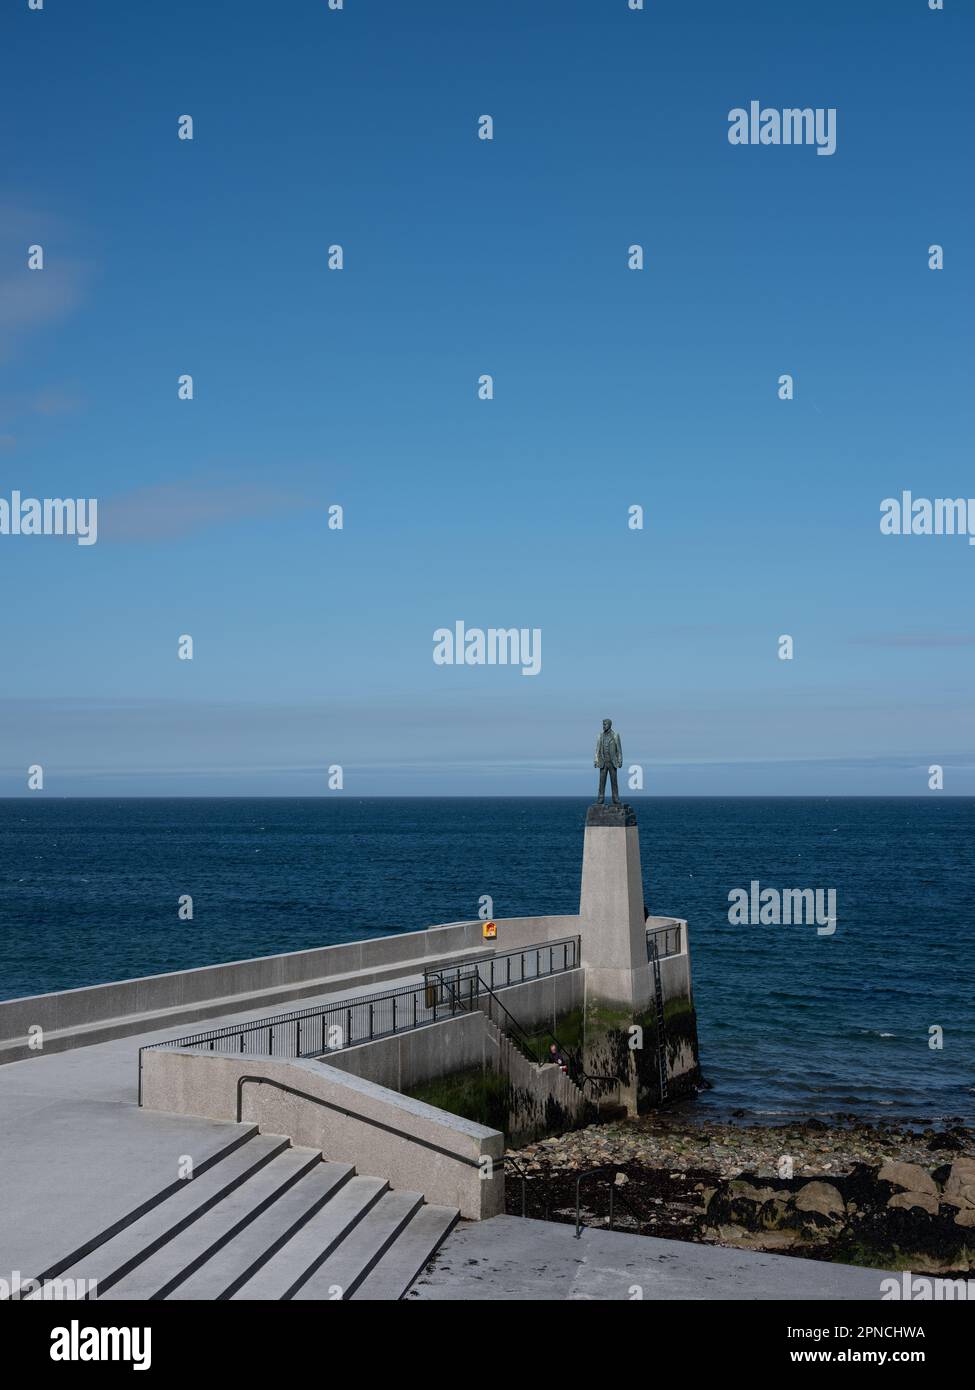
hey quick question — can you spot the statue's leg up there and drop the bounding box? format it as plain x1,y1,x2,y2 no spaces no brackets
609,766,620,804
597,766,607,803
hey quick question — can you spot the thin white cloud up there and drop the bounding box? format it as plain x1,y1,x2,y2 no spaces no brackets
98,479,319,542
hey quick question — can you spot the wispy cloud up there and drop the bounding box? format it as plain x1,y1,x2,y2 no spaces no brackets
0,199,90,363
99,477,319,542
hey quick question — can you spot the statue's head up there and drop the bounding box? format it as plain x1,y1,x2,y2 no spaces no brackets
602,718,612,731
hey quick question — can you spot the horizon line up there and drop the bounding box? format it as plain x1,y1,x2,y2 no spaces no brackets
0,794,972,802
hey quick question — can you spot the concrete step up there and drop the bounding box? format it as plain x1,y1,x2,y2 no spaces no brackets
166,1160,355,1300
292,1189,424,1301
25,1130,287,1300
350,1204,458,1301
231,1175,389,1300
99,1146,322,1299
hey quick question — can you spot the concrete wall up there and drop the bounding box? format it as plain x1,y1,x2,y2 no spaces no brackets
140,1048,504,1221
327,1012,490,1093
321,970,585,1092
657,919,692,1005
483,1017,590,1144
0,913,580,1063
654,920,699,1095
471,968,586,1037
328,992,590,1146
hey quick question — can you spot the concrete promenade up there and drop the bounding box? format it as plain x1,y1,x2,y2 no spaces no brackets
0,972,423,1282
409,1216,893,1301
4,973,897,1300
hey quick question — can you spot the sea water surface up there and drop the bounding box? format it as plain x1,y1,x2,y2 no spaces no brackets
1,797,972,1126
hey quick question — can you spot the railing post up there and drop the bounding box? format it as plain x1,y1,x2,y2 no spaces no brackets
268,1027,273,1055
369,1003,374,1040
392,995,397,1033
296,1019,301,1057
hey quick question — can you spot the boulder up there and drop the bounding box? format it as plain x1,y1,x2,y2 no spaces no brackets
887,1190,939,1215
878,1162,938,1195
729,1181,779,1204
794,1182,846,1218
942,1160,975,1198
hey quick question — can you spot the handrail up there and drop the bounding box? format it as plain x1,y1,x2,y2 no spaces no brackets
430,970,619,1101
574,1165,642,1239
645,922,682,960
234,1074,485,1168
433,972,543,1065
436,936,581,994
502,1155,532,1218
137,934,581,1101
500,1159,642,1236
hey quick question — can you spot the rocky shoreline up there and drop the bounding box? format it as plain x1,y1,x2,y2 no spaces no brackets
504,1114,975,1274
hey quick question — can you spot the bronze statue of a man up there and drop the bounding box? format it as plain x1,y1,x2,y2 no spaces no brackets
594,718,623,805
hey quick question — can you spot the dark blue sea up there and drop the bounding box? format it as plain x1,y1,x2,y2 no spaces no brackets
1,798,972,1126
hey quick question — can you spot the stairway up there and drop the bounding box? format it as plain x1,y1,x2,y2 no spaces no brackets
484,1016,589,1137
27,1128,456,1301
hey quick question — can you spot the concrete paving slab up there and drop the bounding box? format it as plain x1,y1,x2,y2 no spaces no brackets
406,1216,895,1301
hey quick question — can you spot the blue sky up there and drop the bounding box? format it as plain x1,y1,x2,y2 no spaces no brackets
1,0,973,795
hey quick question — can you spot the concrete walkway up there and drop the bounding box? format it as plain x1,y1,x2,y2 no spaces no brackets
3,978,894,1301
0,973,422,1282
408,1216,893,1300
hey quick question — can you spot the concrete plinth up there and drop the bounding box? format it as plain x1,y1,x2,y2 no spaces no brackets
577,803,661,1115
578,803,652,1013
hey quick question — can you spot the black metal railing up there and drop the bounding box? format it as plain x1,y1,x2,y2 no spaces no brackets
501,1160,643,1236
426,936,579,997
574,1166,644,1238
646,922,682,961
429,968,619,1103
431,970,544,1066
138,936,581,1102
